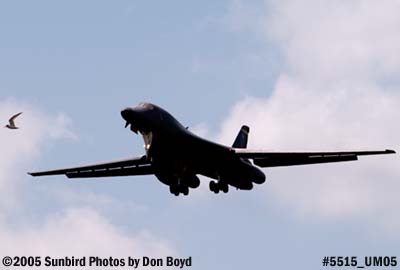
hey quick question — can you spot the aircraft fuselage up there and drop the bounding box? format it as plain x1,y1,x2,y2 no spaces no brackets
121,103,265,192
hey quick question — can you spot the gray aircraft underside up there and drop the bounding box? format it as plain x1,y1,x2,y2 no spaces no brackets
29,103,396,196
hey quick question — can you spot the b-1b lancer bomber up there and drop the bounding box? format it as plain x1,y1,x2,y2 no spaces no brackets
29,103,396,196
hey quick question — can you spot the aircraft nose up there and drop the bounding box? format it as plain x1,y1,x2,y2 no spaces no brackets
121,107,143,132
121,107,132,121
121,107,136,129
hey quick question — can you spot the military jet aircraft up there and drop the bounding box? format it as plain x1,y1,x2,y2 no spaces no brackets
29,103,396,196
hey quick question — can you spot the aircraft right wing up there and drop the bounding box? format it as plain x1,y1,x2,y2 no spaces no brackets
234,149,396,167
28,155,153,178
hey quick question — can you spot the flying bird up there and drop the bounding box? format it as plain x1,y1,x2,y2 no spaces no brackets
5,112,22,129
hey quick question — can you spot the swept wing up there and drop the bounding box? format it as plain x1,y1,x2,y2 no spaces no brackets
234,149,396,167
28,155,153,178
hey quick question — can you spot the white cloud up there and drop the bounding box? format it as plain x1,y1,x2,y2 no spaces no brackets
264,0,400,82
0,98,175,264
219,0,400,231
219,85,400,220
48,187,148,215
0,98,76,211
189,122,210,138
0,208,174,269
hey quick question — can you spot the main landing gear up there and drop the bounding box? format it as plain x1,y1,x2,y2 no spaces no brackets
169,181,229,196
169,184,189,196
209,181,229,194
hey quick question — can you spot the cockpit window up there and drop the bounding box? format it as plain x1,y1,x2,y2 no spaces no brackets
137,103,154,110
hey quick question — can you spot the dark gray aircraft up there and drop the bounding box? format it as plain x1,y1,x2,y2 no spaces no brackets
29,103,396,196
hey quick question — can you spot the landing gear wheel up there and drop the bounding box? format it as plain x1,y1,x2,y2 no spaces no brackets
170,185,180,196
180,185,189,196
170,185,189,196
209,181,216,192
209,181,220,194
220,182,229,193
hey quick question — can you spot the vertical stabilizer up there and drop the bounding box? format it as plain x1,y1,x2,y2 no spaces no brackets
232,125,249,148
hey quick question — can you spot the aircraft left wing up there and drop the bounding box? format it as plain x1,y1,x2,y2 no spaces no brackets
28,155,153,178
234,149,396,167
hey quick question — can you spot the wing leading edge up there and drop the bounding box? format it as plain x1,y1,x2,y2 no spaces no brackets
28,155,153,178
234,149,396,167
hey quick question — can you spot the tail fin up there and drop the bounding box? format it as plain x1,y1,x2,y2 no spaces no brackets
232,125,249,148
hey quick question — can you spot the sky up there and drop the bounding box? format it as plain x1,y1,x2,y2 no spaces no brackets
0,0,400,269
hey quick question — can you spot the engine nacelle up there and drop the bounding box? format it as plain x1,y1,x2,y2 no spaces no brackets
250,166,266,184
